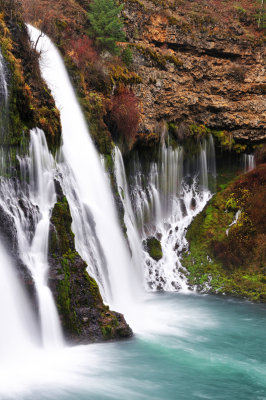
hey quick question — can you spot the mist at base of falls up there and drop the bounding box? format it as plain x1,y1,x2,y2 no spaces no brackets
0,294,265,400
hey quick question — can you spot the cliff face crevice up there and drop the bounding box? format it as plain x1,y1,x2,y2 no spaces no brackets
152,40,243,60
123,0,266,143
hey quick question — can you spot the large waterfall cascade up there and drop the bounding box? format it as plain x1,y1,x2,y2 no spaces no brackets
27,25,141,313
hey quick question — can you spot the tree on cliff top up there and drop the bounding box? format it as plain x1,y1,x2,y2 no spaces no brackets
88,0,125,54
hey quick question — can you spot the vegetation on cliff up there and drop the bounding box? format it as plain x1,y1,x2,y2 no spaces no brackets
182,164,266,302
0,0,61,152
20,0,141,155
17,0,265,155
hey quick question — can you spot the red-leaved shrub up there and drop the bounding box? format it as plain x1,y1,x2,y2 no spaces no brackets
107,87,140,150
69,36,98,69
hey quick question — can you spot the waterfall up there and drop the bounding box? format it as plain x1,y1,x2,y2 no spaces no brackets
113,147,144,287
27,25,140,313
0,240,37,360
243,153,255,172
27,24,216,303
0,49,8,138
0,49,8,103
113,135,215,292
0,128,63,347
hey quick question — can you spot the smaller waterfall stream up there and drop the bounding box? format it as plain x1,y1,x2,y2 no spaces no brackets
0,49,8,103
243,153,256,172
0,241,37,360
26,129,63,347
0,129,63,347
0,49,8,138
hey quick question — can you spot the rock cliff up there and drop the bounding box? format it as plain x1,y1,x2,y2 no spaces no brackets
123,0,266,143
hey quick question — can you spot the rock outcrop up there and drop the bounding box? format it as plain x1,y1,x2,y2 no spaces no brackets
48,182,133,343
123,0,266,143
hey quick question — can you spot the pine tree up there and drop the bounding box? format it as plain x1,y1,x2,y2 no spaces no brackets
88,0,125,54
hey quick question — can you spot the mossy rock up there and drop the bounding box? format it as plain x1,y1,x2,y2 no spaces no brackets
48,182,133,343
145,237,163,261
182,164,266,302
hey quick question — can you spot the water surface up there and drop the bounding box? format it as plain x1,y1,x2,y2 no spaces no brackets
2,293,265,400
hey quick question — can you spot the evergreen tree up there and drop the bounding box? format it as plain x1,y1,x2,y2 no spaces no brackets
88,0,125,54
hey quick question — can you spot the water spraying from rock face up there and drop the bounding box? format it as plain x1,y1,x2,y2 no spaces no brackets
243,153,255,172
27,25,141,313
113,135,216,292
0,128,63,347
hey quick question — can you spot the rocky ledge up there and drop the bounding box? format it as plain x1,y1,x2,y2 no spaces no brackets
48,181,133,343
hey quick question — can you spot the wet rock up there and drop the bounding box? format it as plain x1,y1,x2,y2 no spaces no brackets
156,232,162,241
180,199,187,217
190,197,197,210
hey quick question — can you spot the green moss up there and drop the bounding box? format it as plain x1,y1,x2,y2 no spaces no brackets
101,325,113,338
109,65,142,85
100,313,120,339
133,44,182,69
50,197,74,254
85,272,102,306
57,258,79,333
145,237,163,261
189,124,211,139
